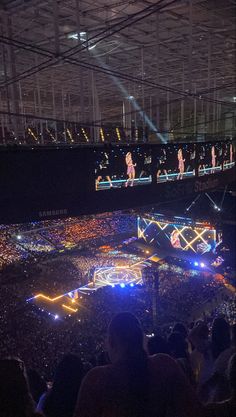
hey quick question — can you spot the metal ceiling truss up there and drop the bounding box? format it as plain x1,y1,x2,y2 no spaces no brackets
0,0,235,142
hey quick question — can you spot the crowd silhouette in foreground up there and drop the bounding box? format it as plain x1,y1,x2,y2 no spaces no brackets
1,311,236,417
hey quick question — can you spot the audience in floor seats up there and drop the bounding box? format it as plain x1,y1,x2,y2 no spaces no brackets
74,312,204,417
0,357,43,417
37,354,84,417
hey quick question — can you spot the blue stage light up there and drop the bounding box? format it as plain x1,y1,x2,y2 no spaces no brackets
130,283,134,287
194,261,199,266
120,283,125,288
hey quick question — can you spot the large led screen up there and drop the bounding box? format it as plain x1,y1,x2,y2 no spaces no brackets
138,216,221,255
94,147,152,190
155,143,196,183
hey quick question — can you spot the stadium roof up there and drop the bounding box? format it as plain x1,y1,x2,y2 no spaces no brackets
0,0,235,136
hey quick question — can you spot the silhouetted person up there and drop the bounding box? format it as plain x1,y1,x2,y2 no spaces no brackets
27,369,47,404
74,312,204,417
40,354,84,417
168,331,194,385
173,322,188,340
206,353,236,417
211,318,231,360
201,323,236,402
0,358,43,417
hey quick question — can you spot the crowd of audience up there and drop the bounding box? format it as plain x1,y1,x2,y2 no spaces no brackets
1,309,235,416
1,212,236,416
0,213,136,270
155,263,229,323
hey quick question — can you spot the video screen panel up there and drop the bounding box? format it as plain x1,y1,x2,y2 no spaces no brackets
197,142,223,176
155,143,196,183
94,147,152,190
138,216,221,255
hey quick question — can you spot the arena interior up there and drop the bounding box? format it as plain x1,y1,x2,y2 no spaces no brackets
0,1,236,417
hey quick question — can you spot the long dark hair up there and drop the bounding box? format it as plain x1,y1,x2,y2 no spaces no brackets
43,354,84,417
108,312,149,417
0,358,35,417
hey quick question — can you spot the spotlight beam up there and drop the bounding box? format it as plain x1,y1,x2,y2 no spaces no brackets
91,53,166,143
185,194,201,212
205,193,220,210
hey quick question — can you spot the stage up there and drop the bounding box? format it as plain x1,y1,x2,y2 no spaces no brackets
26,256,150,318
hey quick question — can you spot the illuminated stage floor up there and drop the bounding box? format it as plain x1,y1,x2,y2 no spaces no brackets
26,291,83,318
27,260,149,318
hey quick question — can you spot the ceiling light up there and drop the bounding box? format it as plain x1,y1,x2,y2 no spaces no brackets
68,31,87,41
88,44,96,50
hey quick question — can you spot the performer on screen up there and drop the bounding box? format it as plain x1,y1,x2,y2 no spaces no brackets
230,142,234,164
139,152,152,182
222,143,228,170
95,152,113,190
211,145,216,173
170,230,182,249
186,144,196,176
157,148,169,182
125,152,136,187
177,148,185,180
198,145,206,175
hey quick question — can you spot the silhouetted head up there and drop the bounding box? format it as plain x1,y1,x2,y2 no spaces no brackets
108,313,148,417
212,318,231,359
189,321,209,352
173,323,188,339
0,358,34,417
108,312,144,363
43,354,84,417
168,332,188,359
